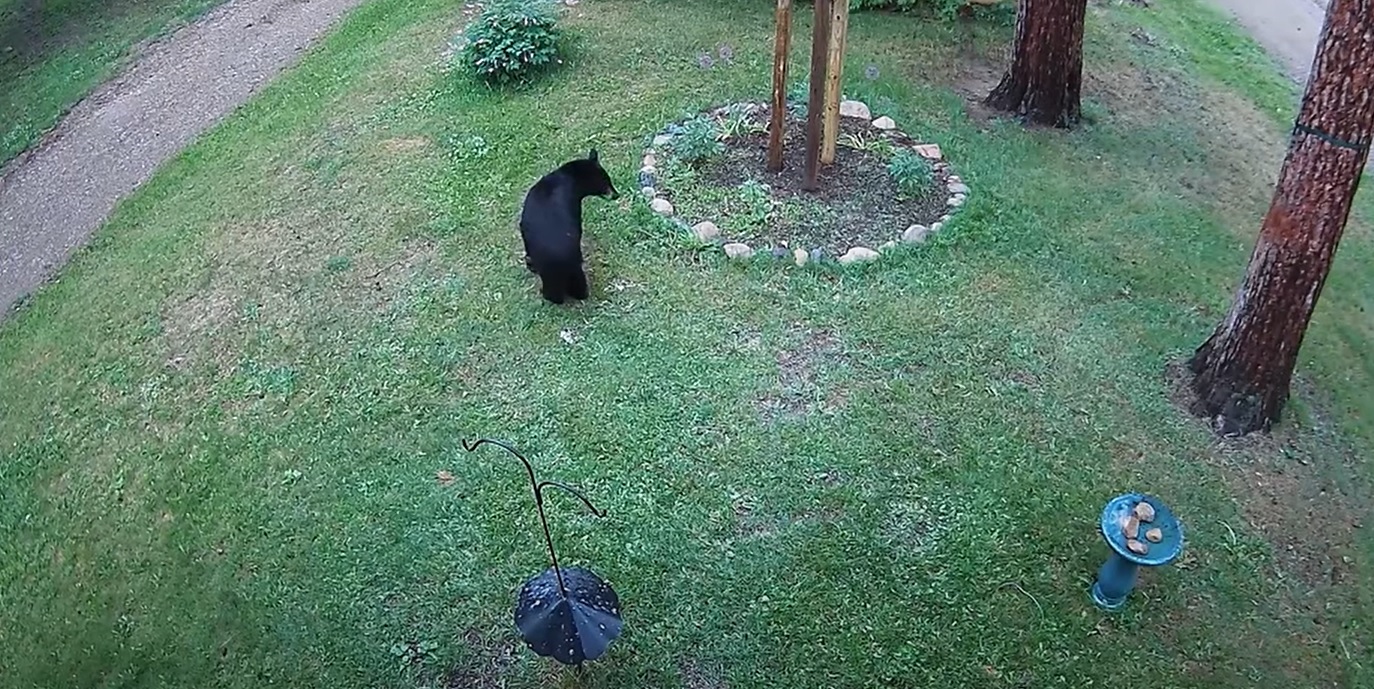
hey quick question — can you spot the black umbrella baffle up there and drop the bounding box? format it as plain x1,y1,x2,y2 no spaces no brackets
461,438,623,667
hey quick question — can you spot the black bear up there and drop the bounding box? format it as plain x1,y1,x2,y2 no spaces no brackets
519,149,618,304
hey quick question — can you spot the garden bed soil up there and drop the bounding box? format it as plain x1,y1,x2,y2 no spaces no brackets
668,107,951,255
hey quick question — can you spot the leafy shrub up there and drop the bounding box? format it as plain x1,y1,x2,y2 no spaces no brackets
673,116,724,164
461,0,562,85
888,149,934,196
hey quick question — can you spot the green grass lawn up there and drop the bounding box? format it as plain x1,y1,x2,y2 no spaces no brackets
0,0,224,165
1,0,1371,687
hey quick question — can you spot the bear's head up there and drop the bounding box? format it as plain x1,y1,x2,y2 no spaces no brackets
565,149,619,200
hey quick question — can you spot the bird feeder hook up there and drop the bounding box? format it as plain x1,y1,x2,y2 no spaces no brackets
460,438,606,599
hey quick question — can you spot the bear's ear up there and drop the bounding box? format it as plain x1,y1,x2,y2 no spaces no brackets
588,148,599,162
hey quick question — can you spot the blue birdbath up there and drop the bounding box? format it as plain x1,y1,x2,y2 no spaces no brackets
1091,493,1184,611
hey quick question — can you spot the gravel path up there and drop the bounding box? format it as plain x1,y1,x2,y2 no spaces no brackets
1205,0,1327,81
0,0,369,317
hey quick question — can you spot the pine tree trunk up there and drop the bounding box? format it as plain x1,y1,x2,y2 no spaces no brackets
985,0,1086,128
1188,0,1374,436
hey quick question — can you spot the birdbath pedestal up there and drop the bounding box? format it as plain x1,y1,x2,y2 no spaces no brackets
1091,493,1184,611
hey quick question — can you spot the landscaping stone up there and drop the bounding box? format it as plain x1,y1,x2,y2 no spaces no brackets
902,224,930,243
652,133,673,147
931,221,944,233
643,153,656,168
641,186,656,199
948,182,970,195
810,248,825,263
947,195,965,208
771,246,789,259
724,242,754,259
793,248,808,266
914,143,942,160
839,100,872,120
692,221,720,241
879,240,897,251
838,247,879,265
639,170,656,188
872,116,896,130
650,198,674,215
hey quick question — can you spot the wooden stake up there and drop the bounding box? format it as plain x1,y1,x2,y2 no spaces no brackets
767,0,793,172
802,0,832,192
820,0,849,165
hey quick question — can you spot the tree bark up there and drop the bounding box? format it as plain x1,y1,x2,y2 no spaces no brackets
1188,0,1374,436
803,0,831,191
768,0,793,172
985,0,1086,128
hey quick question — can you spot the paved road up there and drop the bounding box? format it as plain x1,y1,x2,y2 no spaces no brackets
0,0,368,316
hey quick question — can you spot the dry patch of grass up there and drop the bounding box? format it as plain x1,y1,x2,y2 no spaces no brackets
679,658,729,689
756,326,850,425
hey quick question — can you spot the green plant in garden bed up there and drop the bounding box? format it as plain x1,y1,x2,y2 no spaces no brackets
660,161,776,239
672,115,726,164
887,148,934,198
840,130,896,157
719,110,768,141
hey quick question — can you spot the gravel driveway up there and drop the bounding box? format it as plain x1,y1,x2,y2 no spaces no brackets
0,0,369,317
1205,0,1327,81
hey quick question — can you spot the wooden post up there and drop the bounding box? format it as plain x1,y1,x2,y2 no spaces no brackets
802,0,832,192
767,0,793,172
820,0,849,165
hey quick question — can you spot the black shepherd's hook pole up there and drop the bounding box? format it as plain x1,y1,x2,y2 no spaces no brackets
460,438,605,599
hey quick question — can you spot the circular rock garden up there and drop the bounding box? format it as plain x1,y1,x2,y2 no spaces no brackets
640,99,969,266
